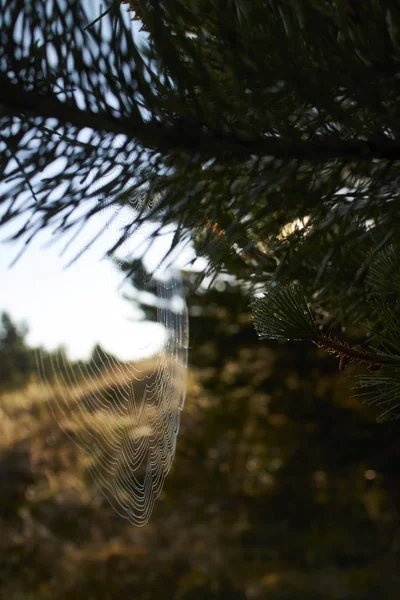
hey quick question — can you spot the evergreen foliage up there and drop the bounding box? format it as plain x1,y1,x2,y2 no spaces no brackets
2,1,400,411
252,283,316,341
0,312,32,390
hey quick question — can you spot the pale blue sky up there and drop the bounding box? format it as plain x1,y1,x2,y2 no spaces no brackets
0,209,196,361
0,3,198,362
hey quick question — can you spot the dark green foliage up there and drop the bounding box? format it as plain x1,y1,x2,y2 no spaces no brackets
355,370,400,420
2,0,400,409
249,237,400,416
252,283,316,341
366,246,400,298
0,312,33,390
1,0,400,278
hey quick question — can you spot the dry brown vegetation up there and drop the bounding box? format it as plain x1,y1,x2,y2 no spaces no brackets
0,360,189,599
1,344,400,599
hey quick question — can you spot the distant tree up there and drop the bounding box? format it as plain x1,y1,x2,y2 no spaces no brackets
0,312,32,390
89,343,119,372
2,1,400,411
0,313,26,350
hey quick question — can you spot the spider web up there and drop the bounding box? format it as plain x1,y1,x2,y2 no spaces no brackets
36,135,189,526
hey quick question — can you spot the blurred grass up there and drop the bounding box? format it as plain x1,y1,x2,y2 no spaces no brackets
0,353,400,599
0,361,164,599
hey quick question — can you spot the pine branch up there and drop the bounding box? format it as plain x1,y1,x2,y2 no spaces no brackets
3,75,400,163
355,370,400,420
252,283,316,341
0,75,158,151
252,283,399,372
313,332,395,371
366,246,400,297
2,0,400,313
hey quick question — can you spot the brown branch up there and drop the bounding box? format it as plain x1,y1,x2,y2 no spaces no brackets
314,332,396,369
3,76,400,163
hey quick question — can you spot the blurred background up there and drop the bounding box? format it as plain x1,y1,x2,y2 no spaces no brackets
0,0,400,600
1,223,400,600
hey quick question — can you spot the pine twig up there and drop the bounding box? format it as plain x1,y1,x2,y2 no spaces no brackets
313,331,396,371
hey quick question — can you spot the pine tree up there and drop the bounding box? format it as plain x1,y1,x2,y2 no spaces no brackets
0,312,32,389
2,1,400,413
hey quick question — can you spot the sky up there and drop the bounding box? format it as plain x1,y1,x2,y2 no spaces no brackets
0,2,198,363
0,210,194,362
